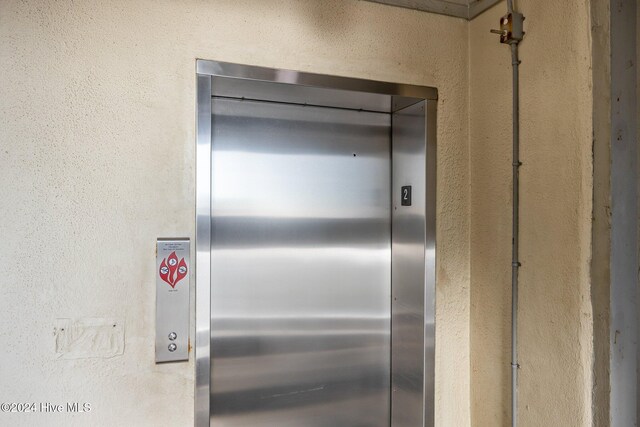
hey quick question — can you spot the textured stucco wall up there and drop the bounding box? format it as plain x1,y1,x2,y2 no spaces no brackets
469,1,593,426
0,1,470,426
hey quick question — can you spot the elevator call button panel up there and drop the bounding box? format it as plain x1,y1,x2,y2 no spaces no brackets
156,238,190,363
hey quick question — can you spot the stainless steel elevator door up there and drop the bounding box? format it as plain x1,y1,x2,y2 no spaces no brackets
210,98,391,427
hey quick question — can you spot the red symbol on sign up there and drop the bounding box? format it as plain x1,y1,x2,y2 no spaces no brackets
159,251,188,288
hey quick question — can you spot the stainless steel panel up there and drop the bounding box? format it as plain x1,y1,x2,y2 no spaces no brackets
212,76,394,113
210,98,391,427
195,73,212,427
211,77,424,115
424,99,437,426
156,238,190,363
197,60,437,427
391,100,435,427
197,60,438,102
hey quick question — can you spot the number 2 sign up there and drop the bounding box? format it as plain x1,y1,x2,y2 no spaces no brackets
401,186,412,206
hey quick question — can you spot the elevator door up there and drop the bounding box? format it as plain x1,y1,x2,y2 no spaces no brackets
210,98,391,427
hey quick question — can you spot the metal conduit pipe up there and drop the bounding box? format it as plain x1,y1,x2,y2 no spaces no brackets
510,40,521,427
491,3,523,427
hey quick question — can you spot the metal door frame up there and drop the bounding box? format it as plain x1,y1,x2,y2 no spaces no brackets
195,59,437,427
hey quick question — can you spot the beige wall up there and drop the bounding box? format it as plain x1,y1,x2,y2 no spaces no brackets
469,1,593,426
0,1,471,426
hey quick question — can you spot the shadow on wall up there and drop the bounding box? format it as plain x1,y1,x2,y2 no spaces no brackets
301,0,359,33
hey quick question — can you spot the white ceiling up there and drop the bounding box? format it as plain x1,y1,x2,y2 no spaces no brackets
365,0,503,20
